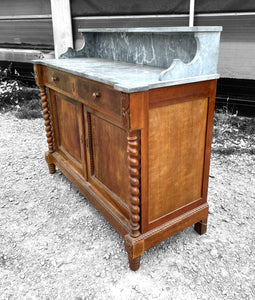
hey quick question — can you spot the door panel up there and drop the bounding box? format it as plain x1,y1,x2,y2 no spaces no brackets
52,91,86,177
85,110,130,216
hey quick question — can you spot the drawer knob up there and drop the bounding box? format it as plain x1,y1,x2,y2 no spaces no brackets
51,76,59,82
92,92,101,100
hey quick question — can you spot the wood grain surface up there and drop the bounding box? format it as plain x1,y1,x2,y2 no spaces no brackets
148,98,208,222
90,114,129,205
52,93,86,177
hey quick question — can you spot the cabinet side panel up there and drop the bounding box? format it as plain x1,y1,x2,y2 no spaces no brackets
148,98,208,223
91,115,129,205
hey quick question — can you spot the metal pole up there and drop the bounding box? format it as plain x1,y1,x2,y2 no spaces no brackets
189,0,195,27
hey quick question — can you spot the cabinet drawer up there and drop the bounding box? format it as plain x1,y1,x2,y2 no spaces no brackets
44,67,75,95
87,82,122,117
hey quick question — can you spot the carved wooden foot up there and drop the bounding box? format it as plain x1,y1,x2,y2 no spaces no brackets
39,85,54,153
128,254,141,271
45,151,55,174
124,235,144,271
48,163,56,174
194,218,208,235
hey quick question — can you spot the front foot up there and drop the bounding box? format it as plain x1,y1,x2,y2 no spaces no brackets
48,163,56,174
124,235,144,271
194,218,208,235
128,254,141,271
45,151,55,174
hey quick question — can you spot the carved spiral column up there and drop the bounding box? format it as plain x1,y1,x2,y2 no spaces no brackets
127,130,141,238
39,85,55,174
39,85,54,153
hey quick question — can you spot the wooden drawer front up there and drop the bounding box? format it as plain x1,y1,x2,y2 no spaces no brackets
76,77,89,100
44,67,75,95
88,82,122,117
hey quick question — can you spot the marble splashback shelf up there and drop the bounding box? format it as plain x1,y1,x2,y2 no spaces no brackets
61,26,222,82
34,27,222,92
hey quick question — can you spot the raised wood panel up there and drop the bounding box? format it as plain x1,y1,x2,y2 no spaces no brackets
54,94,85,176
88,114,129,206
148,97,208,223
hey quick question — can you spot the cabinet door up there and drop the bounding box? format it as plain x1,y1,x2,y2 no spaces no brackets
50,90,87,178
84,109,130,219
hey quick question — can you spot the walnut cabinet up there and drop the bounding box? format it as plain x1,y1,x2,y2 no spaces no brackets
34,64,216,271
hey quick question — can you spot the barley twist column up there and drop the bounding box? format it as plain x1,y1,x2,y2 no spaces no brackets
127,130,141,238
126,130,141,270
39,85,55,174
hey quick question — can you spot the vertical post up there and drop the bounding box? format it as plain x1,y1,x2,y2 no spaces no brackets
34,64,56,174
125,130,142,271
127,131,141,238
189,0,195,27
50,0,73,58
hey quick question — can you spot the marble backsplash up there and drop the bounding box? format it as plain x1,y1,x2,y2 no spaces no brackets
58,27,222,85
61,32,197,69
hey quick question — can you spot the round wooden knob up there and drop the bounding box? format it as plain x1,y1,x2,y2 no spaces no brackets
92,92,101,100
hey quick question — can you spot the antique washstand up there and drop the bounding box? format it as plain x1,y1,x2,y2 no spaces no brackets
33,26,222,270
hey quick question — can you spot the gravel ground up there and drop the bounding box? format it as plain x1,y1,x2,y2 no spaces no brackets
0,112,254,300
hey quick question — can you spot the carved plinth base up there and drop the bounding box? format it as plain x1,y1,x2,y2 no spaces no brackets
194,218,208,235
128,255,141,271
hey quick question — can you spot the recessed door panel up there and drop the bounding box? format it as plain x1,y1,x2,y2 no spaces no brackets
53,92,86,177
85,111,129,217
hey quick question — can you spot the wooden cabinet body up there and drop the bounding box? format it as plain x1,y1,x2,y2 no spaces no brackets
34,64,216,270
